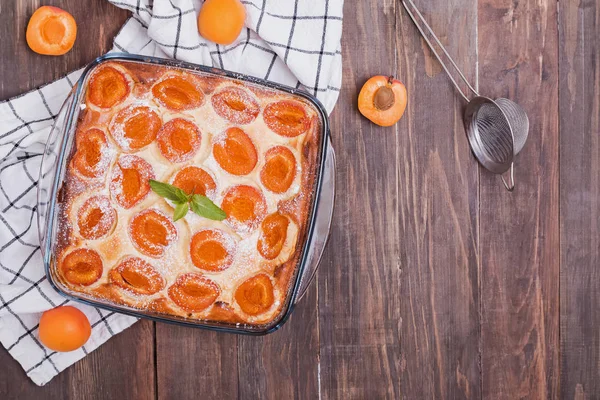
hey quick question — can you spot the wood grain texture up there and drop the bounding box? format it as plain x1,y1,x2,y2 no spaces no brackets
155,284,319,400
317,1,402,398
396,0,481,399
156,324,238,399
0,320,155,400
3,0,600,398
236,284,320,399
559,0,600,398
478,0,560,399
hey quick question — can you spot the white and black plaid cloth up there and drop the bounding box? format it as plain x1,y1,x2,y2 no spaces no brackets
0,0,343,386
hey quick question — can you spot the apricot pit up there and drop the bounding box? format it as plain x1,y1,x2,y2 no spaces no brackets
358,75,408,127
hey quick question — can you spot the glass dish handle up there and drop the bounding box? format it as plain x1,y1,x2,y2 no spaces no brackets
37,85,77,251
294,139,336,303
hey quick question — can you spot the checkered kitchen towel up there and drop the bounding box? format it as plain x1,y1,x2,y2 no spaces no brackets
0,0,343,386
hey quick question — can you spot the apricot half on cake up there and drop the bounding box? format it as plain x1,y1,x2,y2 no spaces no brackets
152,74,204,111
87,64,130,109
221,185,267,231
190,229,235,272
213,127,258,175
168,273,220,312
212,86,260,124
235,274,275,316
60,248,103,286
129,209,177,258
263,100,310,137
110,105,162,151
110,155,154,209
157,118,201,163
72,128,110,179
260,146,297,194
358,75,407,127
172,166,216,197
77,195,117,240
109,257,165,295
26,6,77,56
257,212,290,260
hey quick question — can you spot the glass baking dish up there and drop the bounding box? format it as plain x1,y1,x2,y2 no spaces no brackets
37,54,335,335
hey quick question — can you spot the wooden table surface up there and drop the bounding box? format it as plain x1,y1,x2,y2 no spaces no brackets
1,0,598,399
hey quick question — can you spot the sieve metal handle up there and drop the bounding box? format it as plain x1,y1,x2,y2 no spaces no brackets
500,162,515,191
400,0,479,102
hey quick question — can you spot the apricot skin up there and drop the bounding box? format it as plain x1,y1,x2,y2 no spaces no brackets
198,0,246,45
358,76,408,127
39,306,91,352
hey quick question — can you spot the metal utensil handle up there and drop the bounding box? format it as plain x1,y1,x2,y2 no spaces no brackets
400,0,479,102
501,162,515,191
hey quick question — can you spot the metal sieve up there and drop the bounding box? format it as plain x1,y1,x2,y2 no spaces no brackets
401,0,529,191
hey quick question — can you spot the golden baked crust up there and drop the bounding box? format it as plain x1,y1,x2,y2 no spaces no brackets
54,60,322,327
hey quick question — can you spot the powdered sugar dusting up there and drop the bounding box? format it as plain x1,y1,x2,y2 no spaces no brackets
109,104,162,152
56,59,323,328
76,195,117,240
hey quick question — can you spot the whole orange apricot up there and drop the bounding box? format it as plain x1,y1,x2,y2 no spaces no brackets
358,75,408,127
198,0,246,45
39,306,91,352
26,6,77,56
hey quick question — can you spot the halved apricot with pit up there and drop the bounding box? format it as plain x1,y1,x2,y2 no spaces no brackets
109,257,165,295
172,166,216,196
190,229,235,272
257,212,290,260
152,75,204,111
235,274,275,316
221,185,266,231
212,86,260,124
260,146,296,193
157,118,201,163
168,273,220,312
26,6,77,56
60,248,103,286
72,128,110,179
358,75,407,127
110,106,162,151
213,127,257,175
129,209,177,258
87,65,130,109
263,100,310,137
77,195,116,240
110,155,154,209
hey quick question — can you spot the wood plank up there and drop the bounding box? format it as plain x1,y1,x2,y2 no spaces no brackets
155,287,319,399
317,1,402,398
396,1,480,398
156,324,238,399
0,1,154,399
559,0,600,398
478,0,560,398
0,320,155,400
237,284,320,399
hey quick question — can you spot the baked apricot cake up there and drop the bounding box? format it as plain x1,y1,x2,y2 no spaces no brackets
53,60,323,327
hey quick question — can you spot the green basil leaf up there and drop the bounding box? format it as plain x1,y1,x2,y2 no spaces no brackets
191,194,226,221
149,180,184,203
173,202,189,221
174,187,191,203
